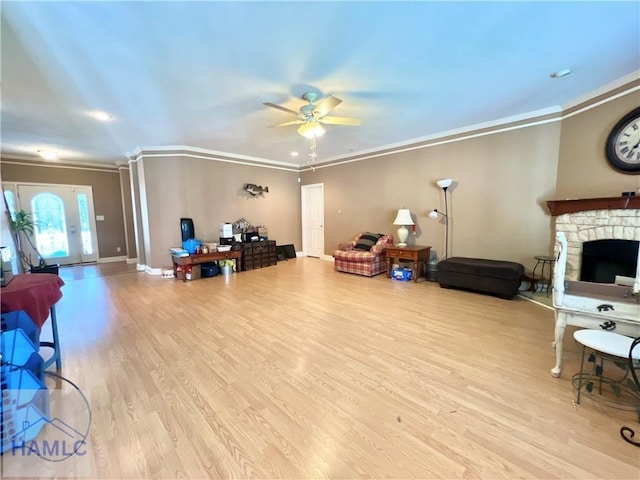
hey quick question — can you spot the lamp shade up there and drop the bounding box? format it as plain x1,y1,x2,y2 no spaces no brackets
436,178,453,189
393,209,414,226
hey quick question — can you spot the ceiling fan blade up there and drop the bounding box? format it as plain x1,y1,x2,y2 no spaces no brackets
313,95,342,117
263,102,299,115
318,116,361,126
269,119,305,127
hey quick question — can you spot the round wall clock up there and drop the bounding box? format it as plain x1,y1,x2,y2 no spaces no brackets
605,106,640,174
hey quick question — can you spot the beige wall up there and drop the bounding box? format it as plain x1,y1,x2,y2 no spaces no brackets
302,122,561,270
300,84,640,271
136,154,301,269
4,84,636,272
0,160,128,259
556,88,640,198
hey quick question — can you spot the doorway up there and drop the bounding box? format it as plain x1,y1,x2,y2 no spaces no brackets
301,183,324,258
3,183,100,265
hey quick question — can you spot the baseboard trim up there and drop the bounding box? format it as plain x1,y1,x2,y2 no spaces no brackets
145,266,162,276
98,256,127,263
136,264,146,271
126,257,138,264
518,294,554,311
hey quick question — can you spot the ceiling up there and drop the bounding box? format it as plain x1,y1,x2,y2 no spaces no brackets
2,1,639,169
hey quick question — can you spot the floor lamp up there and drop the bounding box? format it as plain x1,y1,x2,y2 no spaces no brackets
429,178,452,260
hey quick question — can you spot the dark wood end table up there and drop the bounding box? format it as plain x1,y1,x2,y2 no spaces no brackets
385,245,432,282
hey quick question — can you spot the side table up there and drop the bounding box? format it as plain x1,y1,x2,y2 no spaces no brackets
0,273,65,370
573,329,640,414
172,250,243,282
532,255,555,297
385,245,431,283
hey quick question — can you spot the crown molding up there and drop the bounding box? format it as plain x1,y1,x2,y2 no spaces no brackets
304,72,640,171
0,154,121,172
130,145,300,172
301,108,563,172
562,69,640,112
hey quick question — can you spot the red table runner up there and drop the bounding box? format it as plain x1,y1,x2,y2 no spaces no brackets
1,273,65,329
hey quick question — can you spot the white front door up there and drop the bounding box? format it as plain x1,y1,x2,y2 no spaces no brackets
301,183,324,258
12,184,99,265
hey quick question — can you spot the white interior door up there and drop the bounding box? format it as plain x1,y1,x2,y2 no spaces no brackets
301,183,324,258
14,184,99,265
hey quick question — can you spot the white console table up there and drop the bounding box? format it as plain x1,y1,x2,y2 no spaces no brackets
550,232,640,377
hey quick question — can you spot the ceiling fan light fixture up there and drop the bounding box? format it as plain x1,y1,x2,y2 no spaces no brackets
298,123,326,139
265,92,358,138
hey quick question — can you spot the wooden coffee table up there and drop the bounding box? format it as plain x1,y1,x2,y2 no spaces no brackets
385,245,431,283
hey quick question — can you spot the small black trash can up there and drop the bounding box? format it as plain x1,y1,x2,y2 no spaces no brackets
201,262,219,278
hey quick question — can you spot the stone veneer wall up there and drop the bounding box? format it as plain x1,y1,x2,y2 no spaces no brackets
554,209,640,281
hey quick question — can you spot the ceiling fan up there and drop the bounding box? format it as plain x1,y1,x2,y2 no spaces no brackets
263,92,361,138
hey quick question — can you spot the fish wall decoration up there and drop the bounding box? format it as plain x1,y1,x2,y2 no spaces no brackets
243,184,269,196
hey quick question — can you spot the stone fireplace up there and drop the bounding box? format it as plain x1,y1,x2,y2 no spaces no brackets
547,197,640,282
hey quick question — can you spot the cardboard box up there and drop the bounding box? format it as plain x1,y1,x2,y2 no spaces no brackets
176,264,201,281
392,267,413,281
187,264,201,281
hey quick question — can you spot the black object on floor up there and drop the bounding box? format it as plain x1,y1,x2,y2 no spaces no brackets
277,245,297,260
437,257,524,299
201,262,219,278
30,264,60,275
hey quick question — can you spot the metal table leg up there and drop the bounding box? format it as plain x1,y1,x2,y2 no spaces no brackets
40,306,61,370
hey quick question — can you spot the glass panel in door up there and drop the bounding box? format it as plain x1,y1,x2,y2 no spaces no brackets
32,192,70,259
77,192,94,255
16,184,99,265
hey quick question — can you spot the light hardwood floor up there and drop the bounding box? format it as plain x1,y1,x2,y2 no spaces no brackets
58,261,140,282
35,259,640,478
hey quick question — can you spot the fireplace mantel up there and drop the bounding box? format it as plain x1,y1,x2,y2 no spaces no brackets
546,196,640,216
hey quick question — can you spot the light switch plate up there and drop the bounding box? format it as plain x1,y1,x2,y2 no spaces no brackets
96,215,105,221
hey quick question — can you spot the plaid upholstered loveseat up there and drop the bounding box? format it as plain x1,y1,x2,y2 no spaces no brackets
333,233,394,277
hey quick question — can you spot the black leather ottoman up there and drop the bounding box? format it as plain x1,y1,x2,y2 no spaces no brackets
437,257,524,299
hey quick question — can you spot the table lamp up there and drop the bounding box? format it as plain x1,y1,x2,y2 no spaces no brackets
393,208,414,246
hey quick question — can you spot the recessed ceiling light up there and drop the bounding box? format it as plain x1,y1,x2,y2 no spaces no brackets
90,110,113,121
38,150,58,160
290,151,299,157
550,69,572,79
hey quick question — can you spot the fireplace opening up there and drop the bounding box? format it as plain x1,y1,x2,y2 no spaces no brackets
580,239,639,283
